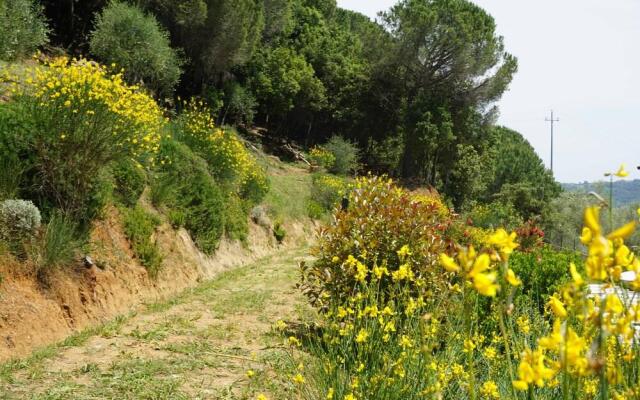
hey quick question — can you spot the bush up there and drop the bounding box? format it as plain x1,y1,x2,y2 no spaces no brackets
0,0,48,60
122,205,162,277
89,1,183,97
509,245,582,308
307,173,348,216
0,199,41,243
466,200,523,230
176,100,269,206
111,159,146,207
323,135,359,176
300,175,452,308
27,212,80,276
152,138,225,254
308,147,335,170
224,193,249,242
0,57,164,224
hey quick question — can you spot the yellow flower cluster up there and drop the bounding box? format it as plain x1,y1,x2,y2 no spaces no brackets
179,100,268,194
512,206,640,396
14,57,164,161
439,229,521,297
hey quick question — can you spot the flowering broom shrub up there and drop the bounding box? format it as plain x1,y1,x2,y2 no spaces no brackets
175,99,269,206
0,57,164,222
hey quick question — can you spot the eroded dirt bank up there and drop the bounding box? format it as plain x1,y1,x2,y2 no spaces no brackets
0,206,313,361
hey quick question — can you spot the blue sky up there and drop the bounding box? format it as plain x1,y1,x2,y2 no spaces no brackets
337,0,640,183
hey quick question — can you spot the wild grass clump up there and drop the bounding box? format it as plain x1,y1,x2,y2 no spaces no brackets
122,205,162,277
27,212,80,277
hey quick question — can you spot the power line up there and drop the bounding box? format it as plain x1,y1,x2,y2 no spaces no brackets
545,110,559,174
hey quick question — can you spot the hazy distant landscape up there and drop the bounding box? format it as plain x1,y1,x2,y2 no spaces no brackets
563,179,640,206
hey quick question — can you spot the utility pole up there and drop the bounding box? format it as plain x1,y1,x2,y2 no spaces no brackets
545,110,559,173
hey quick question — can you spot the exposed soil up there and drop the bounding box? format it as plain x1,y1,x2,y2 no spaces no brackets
1,247,312,399
0,204,315,362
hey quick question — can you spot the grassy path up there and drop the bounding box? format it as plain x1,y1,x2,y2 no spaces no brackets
0,248,314,400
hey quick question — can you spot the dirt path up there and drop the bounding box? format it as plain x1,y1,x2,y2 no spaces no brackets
0,248,314,400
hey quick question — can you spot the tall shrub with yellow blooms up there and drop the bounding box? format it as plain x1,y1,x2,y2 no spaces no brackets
0,57,164,221
176,99,269,206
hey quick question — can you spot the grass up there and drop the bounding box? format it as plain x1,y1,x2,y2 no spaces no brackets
263,169,313,221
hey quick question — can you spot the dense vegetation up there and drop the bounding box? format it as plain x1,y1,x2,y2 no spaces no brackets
3,1,640,399
17,0,560,219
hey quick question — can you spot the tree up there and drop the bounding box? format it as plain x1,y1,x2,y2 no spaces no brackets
486,126,561,218
374,0,517,207
247,46,325,134
89,2,183,97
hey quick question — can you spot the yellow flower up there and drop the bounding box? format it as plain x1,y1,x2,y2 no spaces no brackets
355,328,369,343
246,369,255,378
548,294,567,319
439,253,460,273
584,207,602,237
607,221,636,241
506,268,522,286
288,336,301,347
292,373,305,385
326,388,334,399
569,263,584,286
397,244,412,258
473,271,499,297
344,394,357,400
487,229,519,257
605,294,624,314
256,394,269,400
480,380,500,399
513,348,557,390
614,164,629,178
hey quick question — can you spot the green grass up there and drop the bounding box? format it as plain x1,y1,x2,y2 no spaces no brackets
263,171,313,220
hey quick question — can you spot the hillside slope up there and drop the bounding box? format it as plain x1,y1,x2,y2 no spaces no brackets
0,163,315,362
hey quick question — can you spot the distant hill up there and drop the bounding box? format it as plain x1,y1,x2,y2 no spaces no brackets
563,179,640,207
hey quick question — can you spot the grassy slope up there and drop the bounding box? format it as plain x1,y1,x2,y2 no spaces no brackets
0,248,314,399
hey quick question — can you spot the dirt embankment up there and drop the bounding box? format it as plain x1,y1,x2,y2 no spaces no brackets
0,205,314,362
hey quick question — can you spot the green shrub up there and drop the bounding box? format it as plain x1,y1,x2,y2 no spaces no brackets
175,100,269,200
111,159,146,207
323,135,359,176
152,138,225,254
122,205,162,277
466,200,523,231
301,175,452,308
309,173,348,213
0,58,164,224
308,146,336,170
27,212,80,276
224,193,249,242
0,0,48,60
273,221,286,244
89,1,183,97
509,245,582,309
